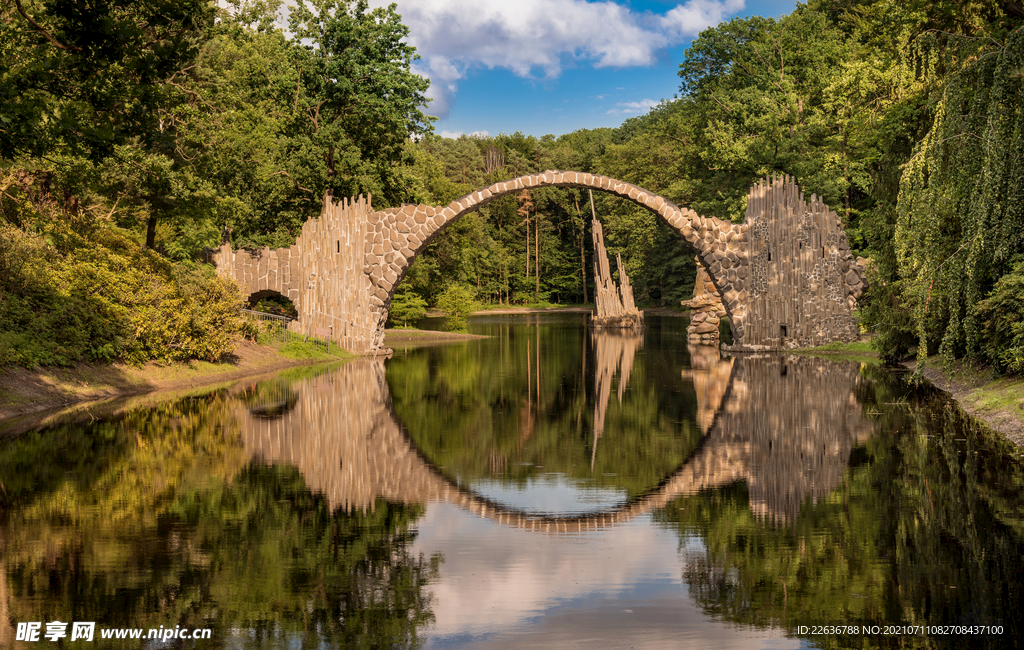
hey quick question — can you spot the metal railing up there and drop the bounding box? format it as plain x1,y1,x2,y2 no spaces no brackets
241,309,293,342
240,309,334,354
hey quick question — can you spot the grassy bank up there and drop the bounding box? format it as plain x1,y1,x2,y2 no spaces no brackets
796,338,1023,445
905,357,1024,445
795,339,880,364
0,338,345,424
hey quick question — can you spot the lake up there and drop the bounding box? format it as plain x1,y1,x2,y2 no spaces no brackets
2,313,1022,649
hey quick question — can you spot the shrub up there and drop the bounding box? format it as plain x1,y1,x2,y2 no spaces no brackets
977,262,1024,374
0,220,244,367
389,284,427,328
435,283,477,333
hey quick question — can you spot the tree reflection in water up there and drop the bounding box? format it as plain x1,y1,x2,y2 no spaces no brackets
659,363,1024,647
0,368,438,649
3,325,1024,648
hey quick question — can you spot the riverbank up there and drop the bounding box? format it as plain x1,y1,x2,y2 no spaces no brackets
0,327,487,429
904,358,1024,446
0,339,333,424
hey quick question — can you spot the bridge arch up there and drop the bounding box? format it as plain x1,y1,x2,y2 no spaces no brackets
362,171,749,345
236,354,872,532
213,171,865,354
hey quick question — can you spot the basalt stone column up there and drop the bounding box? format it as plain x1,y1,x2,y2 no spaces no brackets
731,175,868,350
293,193,381,354
211,241,301,310
591,219,643,329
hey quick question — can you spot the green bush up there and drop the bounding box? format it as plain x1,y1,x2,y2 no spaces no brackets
977,262,1024,374
0,219,244,367
389,284,427,328
435,283,477,333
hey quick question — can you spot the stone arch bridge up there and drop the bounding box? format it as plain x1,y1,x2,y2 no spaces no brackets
213,172,866,353
234,349,872,531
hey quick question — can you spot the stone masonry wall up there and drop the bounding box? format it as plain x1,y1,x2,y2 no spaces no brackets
213,171,864,354
736,175,867,349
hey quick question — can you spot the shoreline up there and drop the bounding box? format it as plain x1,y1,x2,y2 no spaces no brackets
3,322,1020,448
0,328,484,434
0,340,324,429
902,358,1024,446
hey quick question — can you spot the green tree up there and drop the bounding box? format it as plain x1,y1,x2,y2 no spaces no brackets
895,27,1024,367
436,283,477,332
286,0,433,207
389,283,428,328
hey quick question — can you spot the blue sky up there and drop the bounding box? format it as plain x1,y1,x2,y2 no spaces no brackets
370,0,798,138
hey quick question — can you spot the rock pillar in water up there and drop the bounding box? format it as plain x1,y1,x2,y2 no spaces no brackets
590,219,644,330
681,256,727,344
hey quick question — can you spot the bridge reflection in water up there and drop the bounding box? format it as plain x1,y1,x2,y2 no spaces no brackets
237,338,873,529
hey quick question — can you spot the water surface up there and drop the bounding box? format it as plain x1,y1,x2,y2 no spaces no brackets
2,314,1023,649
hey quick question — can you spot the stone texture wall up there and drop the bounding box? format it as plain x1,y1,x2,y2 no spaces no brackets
213,193,383,354
736,175,867,349
213,171,864,354
681,257,727,344
210,242,301,310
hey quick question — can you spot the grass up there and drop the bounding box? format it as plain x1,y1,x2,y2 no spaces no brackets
793,338,880,364
968,377,1024,413
277,338,351,360
806,340,876,353
920,355,1024,415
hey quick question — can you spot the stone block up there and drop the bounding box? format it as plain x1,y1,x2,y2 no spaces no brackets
693,321,719,334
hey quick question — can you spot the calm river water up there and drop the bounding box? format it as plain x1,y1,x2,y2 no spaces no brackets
2,314,1023,649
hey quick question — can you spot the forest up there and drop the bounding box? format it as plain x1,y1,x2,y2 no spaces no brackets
0,0,1021,371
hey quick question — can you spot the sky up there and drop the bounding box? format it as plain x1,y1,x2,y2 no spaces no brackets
367,0,799,138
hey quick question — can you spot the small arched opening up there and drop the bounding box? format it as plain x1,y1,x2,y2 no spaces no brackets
247,290,298,319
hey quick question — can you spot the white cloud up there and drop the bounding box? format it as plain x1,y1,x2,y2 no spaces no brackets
412,500,800,648
606,98,660,115
439,129,491,139
372,0,746,118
